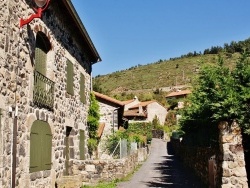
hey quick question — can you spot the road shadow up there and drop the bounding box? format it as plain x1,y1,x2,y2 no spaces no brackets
144,142,207,188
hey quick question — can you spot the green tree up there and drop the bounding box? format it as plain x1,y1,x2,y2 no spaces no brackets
152,115,162,130
92,79,103,93
180,52,250,136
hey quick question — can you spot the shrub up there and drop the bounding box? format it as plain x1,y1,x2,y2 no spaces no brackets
88,138,98,156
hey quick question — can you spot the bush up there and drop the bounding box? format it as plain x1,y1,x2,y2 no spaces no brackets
105,134,120,158
88,138,98,156
104,122,153,157
167,99,178,110
127,122,153,142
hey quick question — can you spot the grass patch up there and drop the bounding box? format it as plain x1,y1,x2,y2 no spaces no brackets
82,180,117,188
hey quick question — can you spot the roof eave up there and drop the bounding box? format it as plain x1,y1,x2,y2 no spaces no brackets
63,0,101,64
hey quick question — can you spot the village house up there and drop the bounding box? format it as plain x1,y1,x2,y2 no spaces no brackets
165,89,191,100
93,92,125,158
166,89,191,109
123,97,167,125
0,0,100,187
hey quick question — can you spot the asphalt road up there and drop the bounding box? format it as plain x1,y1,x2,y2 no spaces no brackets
117,138,206,188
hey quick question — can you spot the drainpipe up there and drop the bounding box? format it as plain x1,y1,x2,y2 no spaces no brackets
11,25,21,188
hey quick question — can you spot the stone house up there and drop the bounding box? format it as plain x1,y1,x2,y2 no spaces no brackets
123,96,140,111
123,98,167,125
166,89,191,100
93,92,125,158
166,89,191,109
0,1,100,187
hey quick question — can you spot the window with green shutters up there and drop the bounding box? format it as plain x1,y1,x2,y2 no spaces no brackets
79,130,85,160
30,120,52,173
66,60,74,95
33,32,54,110
80,73,86,103
35,34,47,94
35,31,50,75
35,47,46,75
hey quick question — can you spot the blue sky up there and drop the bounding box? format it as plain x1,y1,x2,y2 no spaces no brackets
71,0,250,76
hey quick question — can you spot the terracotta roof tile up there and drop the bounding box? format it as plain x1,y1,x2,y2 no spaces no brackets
122,99,134,105
123,109,147,117
166,90,191,98
130,101,155,108
93,91,124,106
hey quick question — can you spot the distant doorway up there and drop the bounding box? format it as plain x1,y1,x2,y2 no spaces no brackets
64,126,72,176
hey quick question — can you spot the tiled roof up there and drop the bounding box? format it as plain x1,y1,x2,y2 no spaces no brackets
97,123,105,138
166,90,191,98
93,91,124,106
122,99,135,105
130,101,155,109
123,109,147,117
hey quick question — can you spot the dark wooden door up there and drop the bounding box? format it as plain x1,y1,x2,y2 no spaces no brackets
64,126,72,176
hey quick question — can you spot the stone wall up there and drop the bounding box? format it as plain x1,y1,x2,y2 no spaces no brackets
171,139,219,186
56,147,148,188
0,0,94,187
171,121,249,187
219,121,248,188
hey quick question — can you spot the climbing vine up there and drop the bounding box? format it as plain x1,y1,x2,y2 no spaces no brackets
87,92,100,155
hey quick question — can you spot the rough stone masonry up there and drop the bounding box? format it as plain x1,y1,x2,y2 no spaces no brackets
0,0,100,187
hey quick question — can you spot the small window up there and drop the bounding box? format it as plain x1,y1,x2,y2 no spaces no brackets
30,120,52,173
80,73,86,103
79,130,85,160
66,60,74,95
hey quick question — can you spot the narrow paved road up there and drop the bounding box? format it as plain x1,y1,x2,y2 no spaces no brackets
117,138,206,188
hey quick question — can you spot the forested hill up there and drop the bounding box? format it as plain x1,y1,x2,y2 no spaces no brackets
93,38,250,97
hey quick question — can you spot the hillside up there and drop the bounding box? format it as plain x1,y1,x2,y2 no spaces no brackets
93,53,240,95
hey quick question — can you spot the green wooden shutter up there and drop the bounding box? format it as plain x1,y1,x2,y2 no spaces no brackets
30,120,52,173
35,47,46,94
35,47,46,75
79,130,85,160
30,121,42,172
41,122,52,170
80,74,86,103
66,60,74,95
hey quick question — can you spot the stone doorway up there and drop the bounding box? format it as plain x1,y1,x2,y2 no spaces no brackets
64,126,72,176
242,133,250,186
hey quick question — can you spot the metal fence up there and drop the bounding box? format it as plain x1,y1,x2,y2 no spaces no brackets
110,139,138,159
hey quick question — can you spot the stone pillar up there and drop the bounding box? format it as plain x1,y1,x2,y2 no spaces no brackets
218,121,248,188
